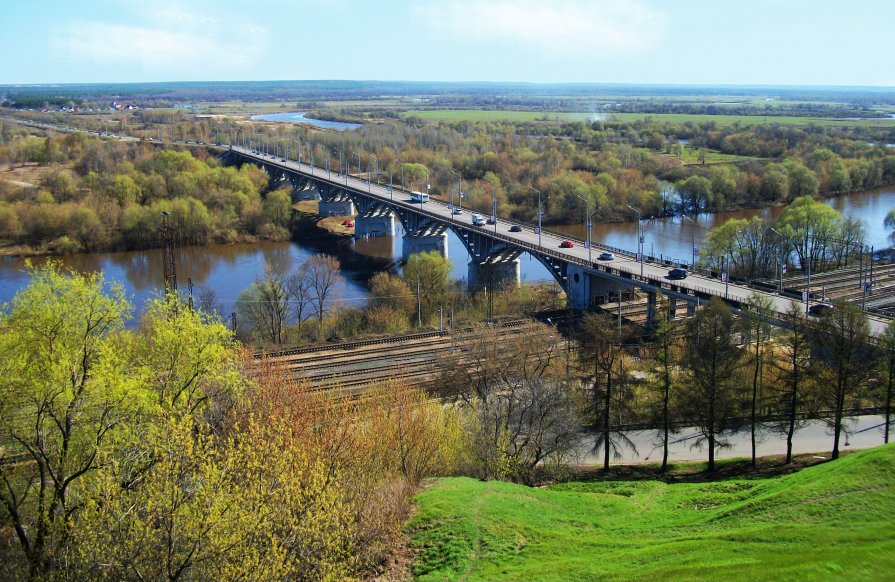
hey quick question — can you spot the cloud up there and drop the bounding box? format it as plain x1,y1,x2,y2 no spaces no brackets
415,0,665,56
49,6,268,76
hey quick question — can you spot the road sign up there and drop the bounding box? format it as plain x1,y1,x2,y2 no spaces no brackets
636,253,642,261
694,247,700,255
802,291,808,303
639,236,645,244
584,241,591,248
534,227,540,234
722,273,728,282
539,210,545,217
490,215,496,222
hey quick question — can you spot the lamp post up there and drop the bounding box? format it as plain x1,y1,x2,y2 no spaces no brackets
627,205,643,277
395,158,404,198
770,227,786,293
575,194,593,263
681,214,696,269
450,170,463,219
529,185,547,247
352,151,361,177
484,176,497,234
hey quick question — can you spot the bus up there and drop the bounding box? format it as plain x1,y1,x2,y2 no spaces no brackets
410,191,430,203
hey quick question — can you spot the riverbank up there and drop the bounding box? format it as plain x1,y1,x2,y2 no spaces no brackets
293,200,355,237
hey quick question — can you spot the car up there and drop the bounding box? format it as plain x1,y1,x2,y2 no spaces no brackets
509,224,522,232
598,251,615,261
342,219,355,227
487,216,496,225
667,268,688,280
808,303,834,316
559,240,574,248
452,207,463,215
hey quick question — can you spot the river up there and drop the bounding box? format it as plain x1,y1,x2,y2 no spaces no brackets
250,112,362,131
1,187,892,320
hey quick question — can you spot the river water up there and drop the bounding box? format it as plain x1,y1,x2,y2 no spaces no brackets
250,112,362,131
1,188,892,319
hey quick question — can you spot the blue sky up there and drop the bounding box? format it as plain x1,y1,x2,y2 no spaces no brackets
1,0,892,86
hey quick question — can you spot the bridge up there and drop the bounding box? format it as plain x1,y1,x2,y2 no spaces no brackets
6,116,889,335
222,144,892,336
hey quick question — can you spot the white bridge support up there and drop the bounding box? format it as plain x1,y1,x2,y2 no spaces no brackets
402,230,449,261
355,212,396,238
468,259,520,292
319,198,354,217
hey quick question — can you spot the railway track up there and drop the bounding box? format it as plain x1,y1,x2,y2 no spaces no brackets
254,318,547,395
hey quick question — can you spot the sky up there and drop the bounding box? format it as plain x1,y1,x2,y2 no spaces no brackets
1,0,892,86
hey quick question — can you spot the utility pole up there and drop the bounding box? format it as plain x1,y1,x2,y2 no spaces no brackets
187,277,194,311
417,276,422,327
159,211,177,312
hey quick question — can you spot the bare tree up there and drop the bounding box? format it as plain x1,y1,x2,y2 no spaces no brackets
743,293,774,466
437,322,577,484
306,255,342,325
237,264,290,344
197,286,222,318
287,263,313,336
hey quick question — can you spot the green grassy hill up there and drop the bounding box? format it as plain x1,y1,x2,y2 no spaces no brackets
409,445,895,580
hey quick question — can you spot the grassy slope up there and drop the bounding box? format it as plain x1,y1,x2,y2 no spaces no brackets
410,445,895,581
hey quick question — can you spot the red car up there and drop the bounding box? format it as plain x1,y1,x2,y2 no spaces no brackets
342,219,355,227
559,240,574,248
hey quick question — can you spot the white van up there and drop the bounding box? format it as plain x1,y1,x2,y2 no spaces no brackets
471,213,486,226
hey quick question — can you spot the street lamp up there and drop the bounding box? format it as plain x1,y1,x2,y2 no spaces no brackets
770,227,786,293
529,185,548,247
450,169,463,217
395,158,404,198
352,151,361,177
576,194,593,263
484,176,497,234
681,214,696,269
627,205,643,277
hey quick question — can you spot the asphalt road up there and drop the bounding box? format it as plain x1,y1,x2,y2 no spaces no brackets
573,414,891,465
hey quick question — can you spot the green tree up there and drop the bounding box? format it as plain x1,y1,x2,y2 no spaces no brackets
0,263,131,577
680,298,741,472
811,301,872,460
403,251,452,324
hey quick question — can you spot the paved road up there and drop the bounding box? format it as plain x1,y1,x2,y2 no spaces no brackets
573,414,891,465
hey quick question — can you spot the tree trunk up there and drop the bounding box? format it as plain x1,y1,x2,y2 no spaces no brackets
603,369,611,472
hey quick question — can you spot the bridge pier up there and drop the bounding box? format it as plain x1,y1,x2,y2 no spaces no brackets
567,266,633,310
468,259,520,292
319,198,354,216
355,213,396,238
402,231,448,261
646,291,657,325
687,301,697,317
293,185,321,202
667,297,677,320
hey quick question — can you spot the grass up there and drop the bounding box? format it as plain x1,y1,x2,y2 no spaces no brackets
409,444,895,580
404,109,895,128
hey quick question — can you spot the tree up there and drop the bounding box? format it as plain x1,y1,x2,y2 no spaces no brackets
305,254,342,326
877,321,895,444
237,263,290,344
772,302,813,464
287,263,313,336
262,188,292,228
885,209,895,244
403,250,451,324
0,263,131,578
577,313,637,471
680,298,741,472
811,301,872,460
438,322,576,484
647,313,679,472
676,175,713,212
743,293,774,466
776,196,845,273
